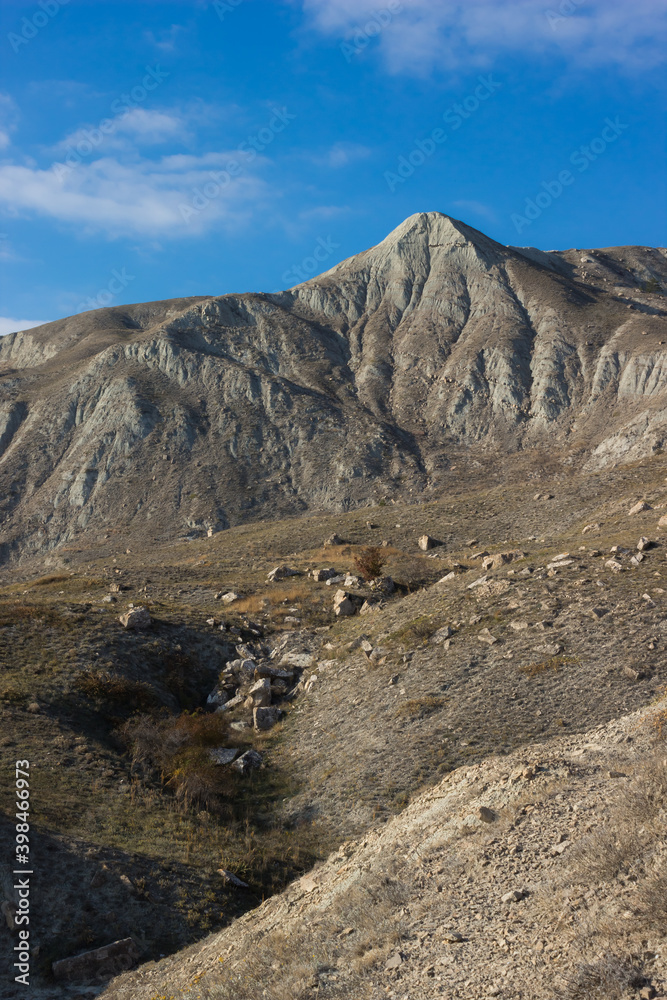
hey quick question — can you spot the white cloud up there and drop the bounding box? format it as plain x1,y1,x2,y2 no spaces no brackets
52,109,191,157
296,0,667,74
311,141,372,168
0,317,49,337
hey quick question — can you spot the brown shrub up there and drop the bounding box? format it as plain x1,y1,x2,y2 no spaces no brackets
74,669,156,713
352,546,386,582
555,955,644,1000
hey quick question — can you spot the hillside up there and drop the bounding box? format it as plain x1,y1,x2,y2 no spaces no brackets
1,213,666,564
1,214,667,999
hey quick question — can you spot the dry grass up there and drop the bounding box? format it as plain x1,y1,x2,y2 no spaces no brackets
554,955,645,1000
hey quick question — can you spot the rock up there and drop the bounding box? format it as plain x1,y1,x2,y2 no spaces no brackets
118,606,151,630
385,952,403,971
208,748,239,765
437,571,457,583
482,549,526,571
248,678,272,707
623,665,643,681
279,651,314,668
206,688,229,710
444,931,464,943
232,749,263,773
590,607,608,619
658,514,667,528
360,639,374,655
605,558,623,573
254,663,294,680
643,592,656,606
431,625,454,644
333,589,356,616
325,574,346,585
311,567,337,582
343,574,362,588
109,582,127,593
369,575,395,594
220,591,239,604
418,534,440,551
547,558,573,570
217,869,249,888
101,594,115,603
639,988,656,1000
254,706,281,731
478,628,498,645
501,890,526,904
582,522,600,533
267,566,300,582
637,537,652,551
631,554,645,566
360,598,381,614
324,533,344,546
468,575,488,590
629,500,652,515
478,806,496,823
536,643,563,656
52,938,140,982
219,693,245,711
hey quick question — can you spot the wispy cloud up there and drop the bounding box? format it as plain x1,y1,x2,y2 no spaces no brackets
0,152,268,238
452,199,498,223
144,23,186,53
310,141,372,168
295,0,667,75
0,317,49,337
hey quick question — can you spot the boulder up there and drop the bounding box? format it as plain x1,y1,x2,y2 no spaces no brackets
254,706,281,731
582,523,600,534
334,590,357,616
217,869,248,888
248,678,272,707
482,550,525,571
52,938,140,982
659,514,667,528
311,567,337,582
369,575,395,594
232,749,263,773
324,574,346,585
360,598,381,614
605,558,623,573
629,500,652,515
418,534,440,551
118,607,151,630
637,536,652,551
206,688,229,710
220,591,239,604
324,533,344,546
208,748,239,765
267,566,300,582
431,625,454,644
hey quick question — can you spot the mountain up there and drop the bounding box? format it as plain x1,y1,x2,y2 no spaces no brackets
1,212,666,563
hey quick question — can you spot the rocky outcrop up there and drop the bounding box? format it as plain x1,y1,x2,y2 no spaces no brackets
1,213,667,562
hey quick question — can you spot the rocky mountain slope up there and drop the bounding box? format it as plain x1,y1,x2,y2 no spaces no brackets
1,212,666,564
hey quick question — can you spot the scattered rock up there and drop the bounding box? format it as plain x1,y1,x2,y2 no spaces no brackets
248,678,272,708
629,500,652,515
232,749,263,773
311,567,337,582
254,706,281,731
118,607,151,630
369,575,395,594
217,870,249,888
267,566,300,582
52,938,141,982
418,534,441,551
324,534,344,546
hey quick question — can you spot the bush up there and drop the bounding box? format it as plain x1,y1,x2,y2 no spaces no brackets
74,669,156,713
352,546,386,582
123,711,238,812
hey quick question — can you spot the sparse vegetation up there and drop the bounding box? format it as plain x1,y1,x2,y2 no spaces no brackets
352,546,386,582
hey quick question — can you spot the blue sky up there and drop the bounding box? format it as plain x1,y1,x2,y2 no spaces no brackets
0,0,665,334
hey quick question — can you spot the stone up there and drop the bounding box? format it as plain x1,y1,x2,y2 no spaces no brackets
209,748,239,765
482,549,526,571
369,575,395,594
343,574,361,587
385,952,403,971
443,931,464,943
623,665,642,681
501,890,525,904
418,534,440,551
232,749,263,773
590,607,608,619
324,533,344,546
431,625,454,644
325,574,346,585
217,869,249,888
334,589,356,616
248,677,272,707
52,938,140,982
109,582,126,593
267,566,300,582
658,514,667,528
206,688,229,710
360,599,381,614
118,606,151,630
478,628,498,645
254,706,281,731
279,651,314,668
605,559,623,573
629,500,651,515
637,536,652,551
468,575,488,590
311,567,337,582
478,806,496,823
582,522,600,533
631,554,645,566
220,591,239,604
437,571,457,583
101,594,115,603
